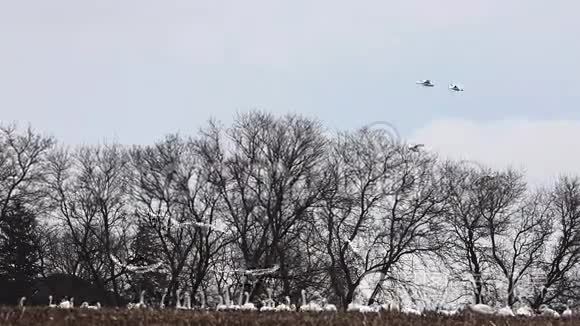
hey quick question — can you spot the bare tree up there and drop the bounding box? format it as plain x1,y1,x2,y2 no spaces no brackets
46,144,131,305
441,161,495,304
529,176,580,309
481,172,550,306
129,134,227,305
198,112,329,301
319,128,449,308
36,224,82,277
0,124,54,227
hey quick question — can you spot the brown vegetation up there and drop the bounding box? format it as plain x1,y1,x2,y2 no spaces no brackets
0,307,577,326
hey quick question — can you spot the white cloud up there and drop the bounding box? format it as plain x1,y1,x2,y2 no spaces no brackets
409,118,580,186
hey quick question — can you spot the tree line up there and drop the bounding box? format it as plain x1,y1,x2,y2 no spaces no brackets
1,112,579,311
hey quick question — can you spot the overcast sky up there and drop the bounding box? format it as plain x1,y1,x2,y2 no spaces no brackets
1,0,579,185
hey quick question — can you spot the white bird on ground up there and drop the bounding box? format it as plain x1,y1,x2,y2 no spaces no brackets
241,292,257,311
198,293,208,310
80,302,101,309
563,307,573,318
514,294,534,317
515,305,534,317
299,290,322,312
275,296,293,311
128,291,146,309
226,290,240,310
216,296,228,311
437,308,457,316
160,290,167,309
449,83,464,92
467,303,495,315
401,306,422,315
178,291,190,309
347,302,378,313
379,300,400,312
539,304,560,318
322,298,337,312
562,299,573,318
260,300,275,312
48,295,57,308
416,79,435,87
59,297,73,309
259,289,275,312
496,305,515,317
260,288,275,311
175,289,183,309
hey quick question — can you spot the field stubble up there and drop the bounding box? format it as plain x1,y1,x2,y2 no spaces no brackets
0,307,577,326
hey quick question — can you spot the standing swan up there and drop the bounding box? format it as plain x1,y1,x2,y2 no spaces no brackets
175,289,182,309
199,292,207,310
59,297,73,309
48,295,57,308
216,296,228,311
563,300,573,318
128,290,146,309
299,289,322,312
275,296,292,311
540,304,560,318
178,291,190,309
160,290,167,309
241,292,256,311
322,298,337,311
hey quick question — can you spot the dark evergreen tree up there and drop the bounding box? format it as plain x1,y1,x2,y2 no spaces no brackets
127,221,167,303
0,200,41,303
0,201,41,281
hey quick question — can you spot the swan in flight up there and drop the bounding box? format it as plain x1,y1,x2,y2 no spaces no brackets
449,83,464,92
408,144,424,152
416,79,435,87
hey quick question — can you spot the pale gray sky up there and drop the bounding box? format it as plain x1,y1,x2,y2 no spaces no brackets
1,0,579,184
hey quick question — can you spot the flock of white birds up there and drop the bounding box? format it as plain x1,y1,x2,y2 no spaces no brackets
15,289,576,320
